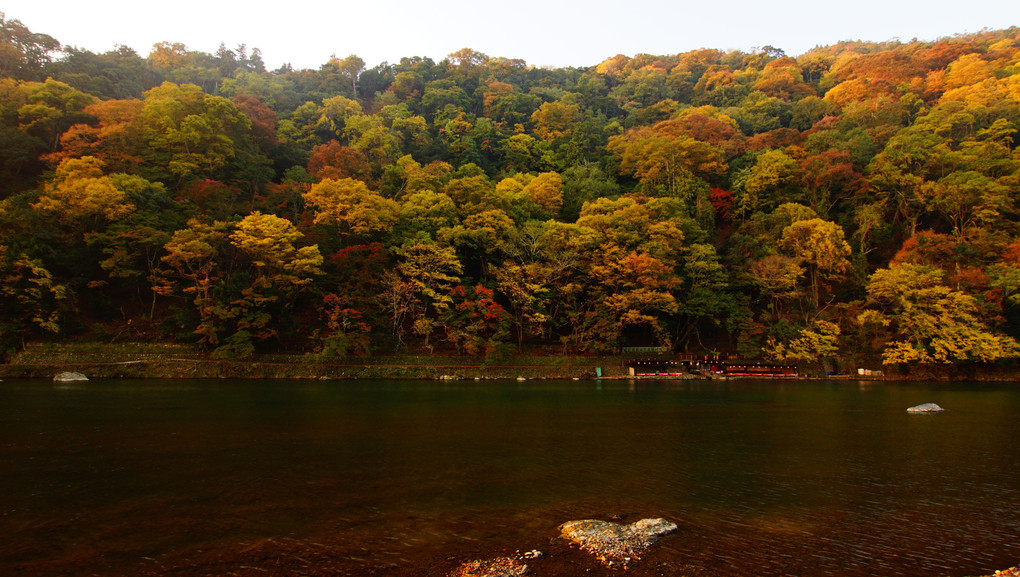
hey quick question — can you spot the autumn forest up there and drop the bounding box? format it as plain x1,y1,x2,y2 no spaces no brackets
2,14,1019,368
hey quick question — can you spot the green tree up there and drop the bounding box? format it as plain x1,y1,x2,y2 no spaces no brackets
82,174,180,317
395,190,459,240
560,164,620,222
673,242,735,351
921,170,1013,240
17,78,97,152
139,82,253,186
0,12,60,80
438,208,515,277
735,149,803,217
328,55,365,97
442,170,497,217
576,196,687,261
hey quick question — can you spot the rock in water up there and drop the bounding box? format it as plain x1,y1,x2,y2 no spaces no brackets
559,518,677,566
907,403,946,413
53,372,88,382
449,556,528,577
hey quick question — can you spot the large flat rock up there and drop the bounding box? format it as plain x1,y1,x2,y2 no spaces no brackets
559,518,677,566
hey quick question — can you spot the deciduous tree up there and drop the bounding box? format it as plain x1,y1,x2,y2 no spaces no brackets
779,218,851,308
861,263,1020,364
303,177,399,239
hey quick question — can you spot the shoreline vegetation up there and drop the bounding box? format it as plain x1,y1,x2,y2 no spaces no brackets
3,342,1019,381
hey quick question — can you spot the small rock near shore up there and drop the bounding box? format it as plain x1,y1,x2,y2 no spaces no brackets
53,372,88,382
907,402,946,413
449,556,529,577
559,517,677,566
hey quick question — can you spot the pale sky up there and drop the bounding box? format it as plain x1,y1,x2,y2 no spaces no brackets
4,0,1018,71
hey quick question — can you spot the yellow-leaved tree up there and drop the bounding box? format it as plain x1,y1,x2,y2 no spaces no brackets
859,263,1020,365
303,177,399,239
32,156,135,234
155,214,322,358
779,218,851,308
765,320,841,362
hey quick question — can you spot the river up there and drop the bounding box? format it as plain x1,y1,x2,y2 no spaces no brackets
1,378,1018,576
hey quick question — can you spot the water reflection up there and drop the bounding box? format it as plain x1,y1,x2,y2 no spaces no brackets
0,379,1018,576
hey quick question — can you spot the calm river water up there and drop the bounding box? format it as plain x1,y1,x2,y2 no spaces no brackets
1,378,1019,576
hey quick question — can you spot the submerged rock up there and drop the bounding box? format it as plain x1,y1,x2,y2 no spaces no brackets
53,372,88,382
449,556,529,577
559,518,677,566
907,402,946,413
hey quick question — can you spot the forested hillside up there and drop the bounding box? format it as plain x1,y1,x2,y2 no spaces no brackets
2,12,1019,366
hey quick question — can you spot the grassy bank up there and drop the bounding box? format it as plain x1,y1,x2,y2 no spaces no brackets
0,342,629,380
5,342,1019,382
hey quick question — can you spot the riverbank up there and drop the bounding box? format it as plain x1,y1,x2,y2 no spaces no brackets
0,342,632,380
3,341,1018,381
